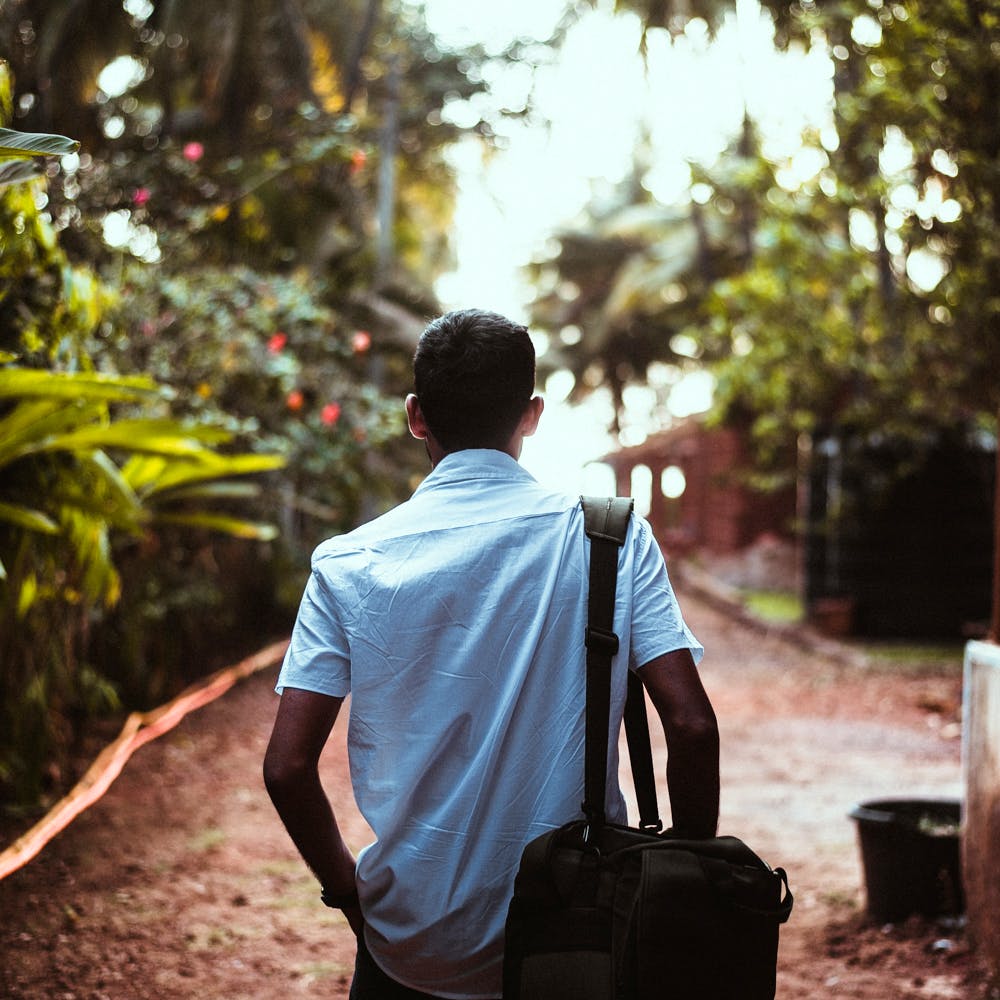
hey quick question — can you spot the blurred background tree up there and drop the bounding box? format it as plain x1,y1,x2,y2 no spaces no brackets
0,0,524,810
2,0,997,807
534,0,999,481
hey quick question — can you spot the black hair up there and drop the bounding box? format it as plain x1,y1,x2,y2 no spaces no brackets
413,309,536,452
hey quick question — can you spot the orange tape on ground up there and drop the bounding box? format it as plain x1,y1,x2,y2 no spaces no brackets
0,638,289,882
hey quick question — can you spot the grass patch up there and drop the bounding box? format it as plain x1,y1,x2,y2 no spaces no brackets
255,859,303,876
187,826,226,852
184,923,241,951
820,889,860,910
743,589,804,625
858,642,965,676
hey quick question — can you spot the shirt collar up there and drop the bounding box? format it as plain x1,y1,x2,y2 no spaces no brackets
413,449,537,495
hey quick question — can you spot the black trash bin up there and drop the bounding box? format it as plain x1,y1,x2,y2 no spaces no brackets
848,798,964,923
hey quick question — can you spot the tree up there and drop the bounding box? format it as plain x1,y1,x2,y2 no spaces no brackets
529,127,772,433
535,1,999,478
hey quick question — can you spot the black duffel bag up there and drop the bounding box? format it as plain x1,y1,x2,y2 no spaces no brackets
504,817,792,999
503,498,793,1000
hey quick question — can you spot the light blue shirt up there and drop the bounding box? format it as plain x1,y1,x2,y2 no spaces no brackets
277,450,702,998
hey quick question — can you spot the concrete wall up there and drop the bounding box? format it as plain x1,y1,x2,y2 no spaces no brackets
962,640,1000,985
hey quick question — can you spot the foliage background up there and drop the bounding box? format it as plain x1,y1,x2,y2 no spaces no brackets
1,0,998,809
0,0,513,808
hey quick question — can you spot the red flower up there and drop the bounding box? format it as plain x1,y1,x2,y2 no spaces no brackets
268,332,288,354
349,149,367,176
352,330,371,353
133,187,151,207
286,389,304,412
182,141,204,163
321,402,341,426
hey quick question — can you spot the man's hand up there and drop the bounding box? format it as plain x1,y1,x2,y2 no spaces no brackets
264,687,360,926
636,649,720,839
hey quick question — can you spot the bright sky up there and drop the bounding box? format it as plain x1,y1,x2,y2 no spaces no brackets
418,0,834,492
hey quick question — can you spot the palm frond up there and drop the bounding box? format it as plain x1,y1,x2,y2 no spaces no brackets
0,368,160,402
0,127,80,159
151,511,279,541
0,501,60,535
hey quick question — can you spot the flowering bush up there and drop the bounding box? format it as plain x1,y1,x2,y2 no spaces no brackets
107,263,408,552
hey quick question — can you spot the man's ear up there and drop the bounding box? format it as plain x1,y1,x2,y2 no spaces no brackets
405,394,429,440
519,396,545,438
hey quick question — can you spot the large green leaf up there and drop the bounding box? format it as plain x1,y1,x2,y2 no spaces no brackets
116,454,168,494
77,450,144,529
129,452,285,497
0,369,160,402
0,501,59,534
60,506,120,606
34,419,234,459
0,159,44,189
0,399,107,467
0,126,80,159
151,511,280,541
148,481,262,503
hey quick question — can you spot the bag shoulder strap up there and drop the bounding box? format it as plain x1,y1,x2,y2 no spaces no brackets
580,497,661,832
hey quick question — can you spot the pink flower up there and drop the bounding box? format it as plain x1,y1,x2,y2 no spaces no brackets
268,332,288,354
133,187,151,206
182,142,204,163
352,330,371,353
321,402,341,426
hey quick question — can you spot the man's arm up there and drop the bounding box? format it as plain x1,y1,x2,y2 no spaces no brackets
636,648,720,839
263,687,362,933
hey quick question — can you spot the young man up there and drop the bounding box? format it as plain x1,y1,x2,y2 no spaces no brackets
264,309,719,1000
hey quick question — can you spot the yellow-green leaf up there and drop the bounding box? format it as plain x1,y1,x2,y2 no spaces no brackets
17,573,38,619
0,126,80,159
0,501,59,534
0,368,160,402
152,512,279,541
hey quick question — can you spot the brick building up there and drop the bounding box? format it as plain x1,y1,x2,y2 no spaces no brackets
599,417,797,556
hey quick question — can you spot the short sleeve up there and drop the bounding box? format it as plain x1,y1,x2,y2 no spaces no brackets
275,569,352,697
626,517,704,671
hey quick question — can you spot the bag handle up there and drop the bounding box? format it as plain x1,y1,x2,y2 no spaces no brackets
697,857,795,923
580,496,661,833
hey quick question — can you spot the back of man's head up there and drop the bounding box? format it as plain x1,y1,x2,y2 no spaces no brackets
413,309,536,452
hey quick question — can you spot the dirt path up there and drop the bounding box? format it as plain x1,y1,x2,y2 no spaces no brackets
0,586,993,999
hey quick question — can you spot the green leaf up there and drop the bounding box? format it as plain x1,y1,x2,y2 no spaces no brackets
60,506,120,606
39,420,234,459
117,454,167,494
127,453,285,497
0,159,44,189
0,127,80,159
0,501,59,534
151,511,280,541
17,573,38,619
149,481,262,503
80,450,143,525
0,399,107,468
0,369,161,402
